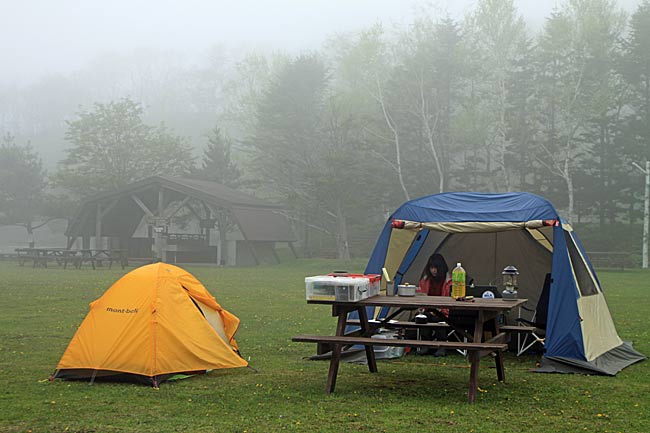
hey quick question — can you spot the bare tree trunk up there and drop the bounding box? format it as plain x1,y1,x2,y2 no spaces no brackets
335,199,350,261
497,78,511,191
27,222,34,248
418,73,444,193
564,157,574,225
375,78,410,201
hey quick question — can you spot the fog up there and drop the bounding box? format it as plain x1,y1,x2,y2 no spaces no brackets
2,0,639,85
1,0,648,259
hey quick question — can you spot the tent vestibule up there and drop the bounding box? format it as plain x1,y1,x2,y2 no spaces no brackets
363,192,645,375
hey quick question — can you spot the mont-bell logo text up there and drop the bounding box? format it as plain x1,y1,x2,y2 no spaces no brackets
106,307,139,314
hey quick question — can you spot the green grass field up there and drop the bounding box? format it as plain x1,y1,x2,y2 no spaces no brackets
0,260,648,433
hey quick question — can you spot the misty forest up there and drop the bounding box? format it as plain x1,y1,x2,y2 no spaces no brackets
1,0,649,261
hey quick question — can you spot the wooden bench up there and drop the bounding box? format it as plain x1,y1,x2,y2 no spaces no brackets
292,334,508,403
500,325,536,334
347,318,451,330
0,253,17,261
501,325,544,356
62,255,96,270
351,320,534,337
293,335,506,353
17,254,48,268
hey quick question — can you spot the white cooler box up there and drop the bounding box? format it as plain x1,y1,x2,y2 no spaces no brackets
305,275,370,301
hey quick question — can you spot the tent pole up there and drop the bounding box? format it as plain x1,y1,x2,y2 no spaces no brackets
89,370,97,386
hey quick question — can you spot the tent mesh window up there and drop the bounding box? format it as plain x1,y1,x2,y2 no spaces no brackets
564,231,599,296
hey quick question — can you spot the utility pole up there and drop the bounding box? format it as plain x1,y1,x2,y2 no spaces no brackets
632,161,649,269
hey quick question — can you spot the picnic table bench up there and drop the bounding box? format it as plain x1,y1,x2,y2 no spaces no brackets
346,318,537,356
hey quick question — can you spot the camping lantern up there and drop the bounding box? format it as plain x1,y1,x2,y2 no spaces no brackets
501,265,519,299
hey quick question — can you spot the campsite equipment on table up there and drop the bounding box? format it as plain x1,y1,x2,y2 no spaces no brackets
451,263,466,299
306,274,380,301
501,265,519,299
358,274,381,297
414,313,429,324
382,267,396,296
355,191,645,375
397,283,416,297
52,263,247,386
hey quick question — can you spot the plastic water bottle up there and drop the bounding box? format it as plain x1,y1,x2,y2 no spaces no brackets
451,263,466,299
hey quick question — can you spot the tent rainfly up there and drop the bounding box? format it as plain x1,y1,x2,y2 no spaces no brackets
363,192,645,375
52,263,248,386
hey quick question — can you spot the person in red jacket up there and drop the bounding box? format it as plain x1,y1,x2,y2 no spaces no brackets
416,253,452,356
418,253,452,298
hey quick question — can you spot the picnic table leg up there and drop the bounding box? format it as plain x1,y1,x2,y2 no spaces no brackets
490,318,506,382
326,343,341,394
357,307,378,373
473,310,485,343
468,350,480,404
325,311,348,394
494,349,505,382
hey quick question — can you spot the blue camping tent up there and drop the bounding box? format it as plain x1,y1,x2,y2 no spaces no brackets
364,192,645,375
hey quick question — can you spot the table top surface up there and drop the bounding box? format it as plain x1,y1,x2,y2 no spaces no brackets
308,294,527,311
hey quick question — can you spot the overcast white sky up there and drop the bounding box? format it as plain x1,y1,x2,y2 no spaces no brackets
1,0,641,86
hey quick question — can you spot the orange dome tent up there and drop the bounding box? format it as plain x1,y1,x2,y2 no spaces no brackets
53,263,247,386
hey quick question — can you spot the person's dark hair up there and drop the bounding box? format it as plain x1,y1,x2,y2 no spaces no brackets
421,253,448,283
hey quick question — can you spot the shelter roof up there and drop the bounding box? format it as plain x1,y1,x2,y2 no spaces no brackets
66,176,296,242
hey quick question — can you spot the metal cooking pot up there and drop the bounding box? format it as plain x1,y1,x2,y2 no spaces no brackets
414,313,428,324
397,284,416,297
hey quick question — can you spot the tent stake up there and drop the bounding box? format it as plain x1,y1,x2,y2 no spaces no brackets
89,370,97,386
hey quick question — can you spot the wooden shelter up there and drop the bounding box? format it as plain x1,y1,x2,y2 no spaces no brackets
65,176,296,265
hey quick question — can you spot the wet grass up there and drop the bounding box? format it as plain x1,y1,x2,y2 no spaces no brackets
0,260,648,432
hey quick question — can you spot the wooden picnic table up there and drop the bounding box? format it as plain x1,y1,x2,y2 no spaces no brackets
63,249,128,269
15,247,68,268
15,248,127,269
293,294,527,403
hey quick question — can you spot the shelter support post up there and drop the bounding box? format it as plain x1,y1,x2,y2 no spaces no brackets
288,242,298,259
95,204,102,250
157,188,166,263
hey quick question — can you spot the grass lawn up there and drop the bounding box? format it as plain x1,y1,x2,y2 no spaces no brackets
0,259,648,433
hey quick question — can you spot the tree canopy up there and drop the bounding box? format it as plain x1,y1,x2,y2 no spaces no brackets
0,133,48,240
57,98,194,197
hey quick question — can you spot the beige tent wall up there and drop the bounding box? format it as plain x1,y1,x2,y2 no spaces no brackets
563,230,623,360
383,229,419,290
400,229,553,322
195,300,229,345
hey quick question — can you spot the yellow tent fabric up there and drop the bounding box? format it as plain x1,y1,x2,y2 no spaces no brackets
55,263,247,384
